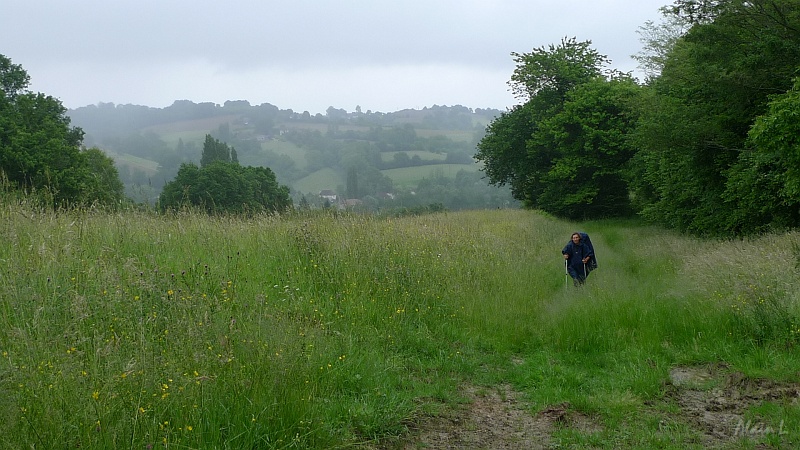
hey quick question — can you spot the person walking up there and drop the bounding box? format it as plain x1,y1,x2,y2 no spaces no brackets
562,232,594,286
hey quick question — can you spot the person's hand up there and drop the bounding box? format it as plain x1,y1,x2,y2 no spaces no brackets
582,257,590,263
564,254,569,260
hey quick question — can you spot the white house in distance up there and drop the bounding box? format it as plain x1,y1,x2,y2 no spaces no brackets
319,190,337,204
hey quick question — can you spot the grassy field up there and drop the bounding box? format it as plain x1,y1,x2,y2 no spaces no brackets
105,150,161,177
261,140,307,168
292,168,342,195
382,164,480,188
274,121,477,143
1,202,798,449
379,151,448,163
143,115,244,148
415,128,477,142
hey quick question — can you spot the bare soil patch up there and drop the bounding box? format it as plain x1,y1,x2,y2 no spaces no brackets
377,364,798,449
666,364,799,448
387,384,601,450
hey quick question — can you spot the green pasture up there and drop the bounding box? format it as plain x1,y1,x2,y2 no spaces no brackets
380,151,447,163
143,115,243,135
261,139,306,167
143,115,244,147
415,128,476,142
292,167,342,195
382,163,480,188
277,120,475,143
277,122,371,134
107,151,160,176
2,194,798,449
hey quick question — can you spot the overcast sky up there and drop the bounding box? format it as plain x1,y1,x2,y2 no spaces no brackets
2,0,668,114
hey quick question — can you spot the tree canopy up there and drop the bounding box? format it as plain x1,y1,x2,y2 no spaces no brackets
159,134,292,214
476,38,639,220
478,0,800,235
0,54,125,208
631,0,800,234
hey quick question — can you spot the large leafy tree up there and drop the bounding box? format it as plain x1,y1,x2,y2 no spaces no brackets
631,0,800,234
83,147,126,206
725,76,800,231
0,54,124,207
476,38,640,219
200,134,238,167
159,135,291,214
532,75,641,218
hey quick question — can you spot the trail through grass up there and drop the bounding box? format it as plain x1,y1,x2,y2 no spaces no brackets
0,204,797,449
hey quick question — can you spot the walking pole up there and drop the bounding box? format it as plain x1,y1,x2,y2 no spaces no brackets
565,259,569,288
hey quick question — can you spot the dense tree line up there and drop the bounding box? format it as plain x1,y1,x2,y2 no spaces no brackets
0,55,124,208
477,0,800,235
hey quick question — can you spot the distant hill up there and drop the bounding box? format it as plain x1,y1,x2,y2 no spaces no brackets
69,100,502,144
67,100,514,210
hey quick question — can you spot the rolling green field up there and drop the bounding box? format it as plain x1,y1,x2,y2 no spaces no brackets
105,150,161,177
415,128,477,142
142,115,244,148
292,167,342,195
379,151,448,163
273,121,479,144
261,140,307,167
382,164,480,188
1,202,798,449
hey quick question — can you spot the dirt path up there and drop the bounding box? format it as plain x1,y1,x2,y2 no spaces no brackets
391,384,599,450
379,364,798,449
667,364,798,448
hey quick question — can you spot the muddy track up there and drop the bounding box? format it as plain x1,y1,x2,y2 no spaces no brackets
376,364,798,449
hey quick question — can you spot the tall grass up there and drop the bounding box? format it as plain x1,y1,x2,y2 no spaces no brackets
1,200,798,448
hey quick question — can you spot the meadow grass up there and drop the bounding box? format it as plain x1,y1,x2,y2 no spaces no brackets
0,202,798,448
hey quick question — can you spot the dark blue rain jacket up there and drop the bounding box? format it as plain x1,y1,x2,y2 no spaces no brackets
562,239,595,281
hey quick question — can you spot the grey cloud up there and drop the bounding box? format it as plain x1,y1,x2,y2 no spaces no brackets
2,0,667,110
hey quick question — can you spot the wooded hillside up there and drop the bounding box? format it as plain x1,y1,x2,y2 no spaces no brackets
68,101,516,211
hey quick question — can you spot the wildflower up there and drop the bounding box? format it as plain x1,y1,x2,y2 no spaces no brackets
92,391,100,400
